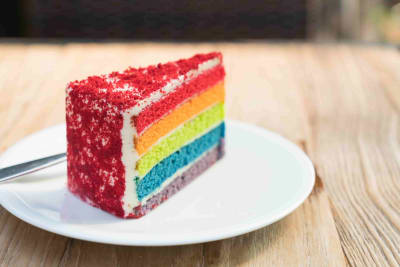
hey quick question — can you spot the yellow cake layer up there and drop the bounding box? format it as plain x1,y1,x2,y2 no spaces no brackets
134,82,225,155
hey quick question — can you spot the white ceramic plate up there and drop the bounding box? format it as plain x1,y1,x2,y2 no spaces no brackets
0,120,314,246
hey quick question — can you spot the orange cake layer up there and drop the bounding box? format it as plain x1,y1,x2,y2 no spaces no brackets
134,82,225,155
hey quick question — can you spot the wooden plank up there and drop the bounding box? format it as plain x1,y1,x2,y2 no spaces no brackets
298,44,400,265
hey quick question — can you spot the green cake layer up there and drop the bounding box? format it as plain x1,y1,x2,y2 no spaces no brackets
136,102,224,176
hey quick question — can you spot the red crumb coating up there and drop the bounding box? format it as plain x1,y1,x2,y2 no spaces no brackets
67,52,222,111
66,89,126,218
134,65,225,135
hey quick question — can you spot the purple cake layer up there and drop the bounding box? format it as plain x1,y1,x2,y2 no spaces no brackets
128,139,225,218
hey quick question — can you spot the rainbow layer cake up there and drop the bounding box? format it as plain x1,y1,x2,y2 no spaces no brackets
66,52,226,218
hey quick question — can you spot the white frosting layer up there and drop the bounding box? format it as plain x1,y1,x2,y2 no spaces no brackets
120,111,140,214
120,57,221,216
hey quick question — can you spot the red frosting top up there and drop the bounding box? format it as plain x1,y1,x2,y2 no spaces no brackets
67,52,222,110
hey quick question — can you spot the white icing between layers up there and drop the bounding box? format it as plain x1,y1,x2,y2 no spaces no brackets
120,111,140,214
120,57,221,216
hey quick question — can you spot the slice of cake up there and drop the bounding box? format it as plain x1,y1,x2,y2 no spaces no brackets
66,52,225,218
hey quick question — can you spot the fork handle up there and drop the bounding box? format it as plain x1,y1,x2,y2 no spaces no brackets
0,153,66,183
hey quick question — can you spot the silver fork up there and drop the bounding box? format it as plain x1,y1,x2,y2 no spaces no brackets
0,153,66,183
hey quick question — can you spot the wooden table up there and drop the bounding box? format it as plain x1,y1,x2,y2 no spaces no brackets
1,42,400,266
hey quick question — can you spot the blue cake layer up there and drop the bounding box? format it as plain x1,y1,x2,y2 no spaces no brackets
136,122,225,201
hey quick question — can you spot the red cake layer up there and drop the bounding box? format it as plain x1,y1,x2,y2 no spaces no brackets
133,64,225,135
67,52,222,111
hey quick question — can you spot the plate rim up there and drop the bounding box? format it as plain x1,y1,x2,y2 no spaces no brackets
0,120,315,246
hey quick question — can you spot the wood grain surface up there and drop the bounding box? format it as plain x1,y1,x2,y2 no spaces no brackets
1,42,400,266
